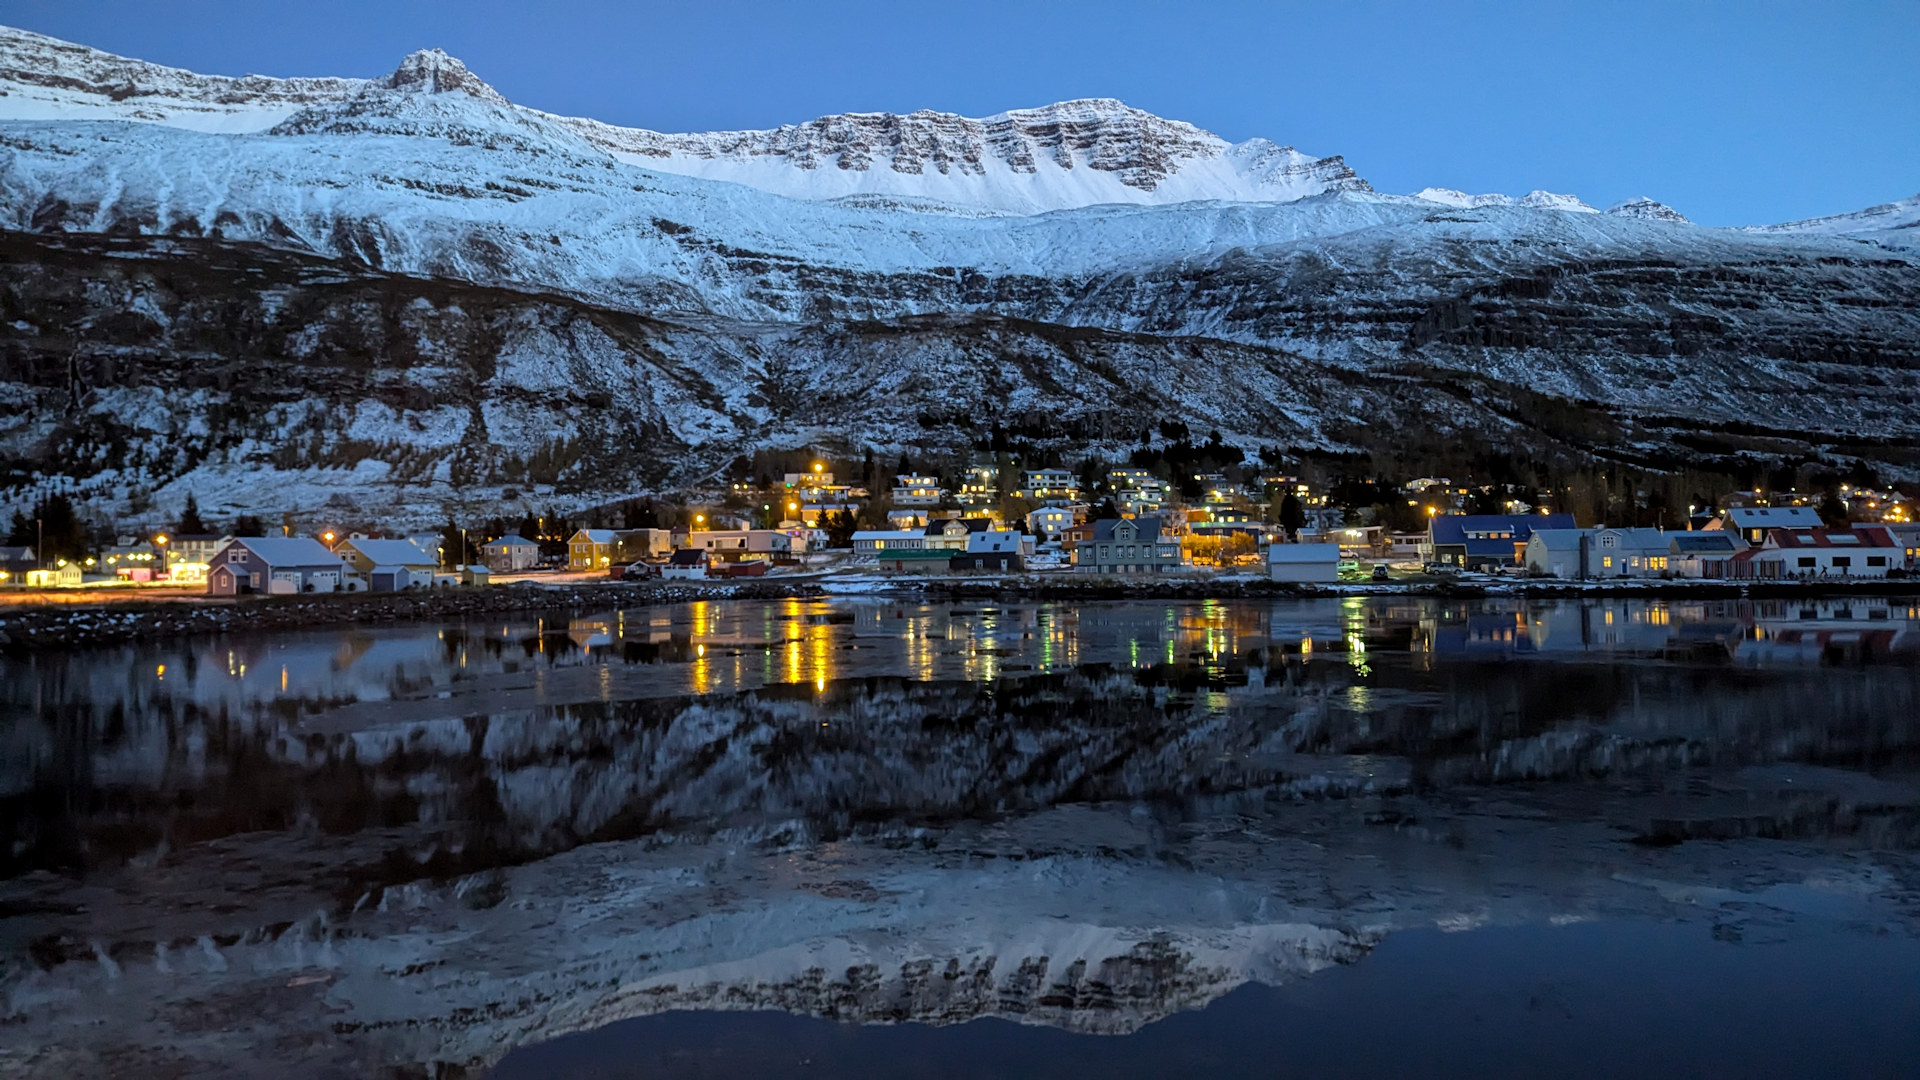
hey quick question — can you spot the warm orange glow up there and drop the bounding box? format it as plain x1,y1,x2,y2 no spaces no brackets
153,534,168,545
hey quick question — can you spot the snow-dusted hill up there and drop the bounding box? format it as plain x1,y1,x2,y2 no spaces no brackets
1,24,1918,521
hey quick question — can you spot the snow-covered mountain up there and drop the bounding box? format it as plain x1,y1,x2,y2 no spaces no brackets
1,24,1917,522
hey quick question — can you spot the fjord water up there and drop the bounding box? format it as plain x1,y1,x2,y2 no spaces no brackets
3,597,1918,1078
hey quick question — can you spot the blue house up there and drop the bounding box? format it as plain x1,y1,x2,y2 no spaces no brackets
1426,513,1576,570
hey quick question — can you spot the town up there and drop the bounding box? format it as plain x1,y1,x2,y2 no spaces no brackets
5,454,1917,595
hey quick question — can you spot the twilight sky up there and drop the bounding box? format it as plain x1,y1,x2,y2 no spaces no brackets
6,0,1917,226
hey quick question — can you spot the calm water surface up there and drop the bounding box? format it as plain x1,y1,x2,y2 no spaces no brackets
3,596,1918,1078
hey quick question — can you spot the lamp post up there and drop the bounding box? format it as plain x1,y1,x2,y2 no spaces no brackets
153,533,169,576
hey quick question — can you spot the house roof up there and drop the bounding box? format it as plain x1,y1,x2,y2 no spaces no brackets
572,529,619,543
1763,525,1897,549
1093,516,1164,542
225,537,342,567
1670,532,1742,554
343,538,438,565
1726,507,1822,530
1268,542,1339,563
0,545,35,561
483,534,536,548
1525,528,1595,552
1429,514,1577,547
1593,527,1671,555
668,549,708,566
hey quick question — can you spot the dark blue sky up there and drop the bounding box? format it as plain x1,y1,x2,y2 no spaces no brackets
8,0,1917,225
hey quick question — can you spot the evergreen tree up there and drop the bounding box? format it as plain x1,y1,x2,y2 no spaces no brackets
1818,492,1850,527
231,514,267,537
823,510,859,548
176,492,208,535
14,493,87,562
1279,492,1306,540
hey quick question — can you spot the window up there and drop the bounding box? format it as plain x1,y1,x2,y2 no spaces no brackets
1602,556,1613,568
1868,556,1887,567
1832,556,1851,568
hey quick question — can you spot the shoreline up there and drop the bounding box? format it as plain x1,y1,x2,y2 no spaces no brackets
2,575,1917,655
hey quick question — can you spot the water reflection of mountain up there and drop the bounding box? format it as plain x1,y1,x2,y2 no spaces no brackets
2,598,1918,1077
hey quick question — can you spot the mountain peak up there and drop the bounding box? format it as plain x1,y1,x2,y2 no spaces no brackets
1606,196,1689,223
378,48,506,105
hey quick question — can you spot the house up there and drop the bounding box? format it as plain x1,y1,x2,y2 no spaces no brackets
459,565,492,586
335,538,441,591
1019,468,1079,506
875,547,960,573
853,530,927,554
1587,528,1673,578
613,529,673,563
0,545,34,582
957,466,1000,512
1074,517,1182,574
1522,529,1595,578
891,474,944,507
1268,542,1339,583
1887,523,1920,569
887,509,931,530
159,532,229,583
481,534,540,572
1027,506,1078,538
686,530,794,560
951,529,1027,572
207,537,346,596
568,529,619,570
102,540,162,582
1116,479,1171,517
1668,532,1746,578
923,518,989,551
1713,506,1823,545
1742,525,1901,579
661,549,711,580
1426,514,1577,570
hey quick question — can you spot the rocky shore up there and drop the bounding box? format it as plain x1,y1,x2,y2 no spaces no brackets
0,580,822,655
3,574,1916,654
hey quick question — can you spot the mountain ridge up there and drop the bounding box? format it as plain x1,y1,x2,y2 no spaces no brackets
1,24,1918,524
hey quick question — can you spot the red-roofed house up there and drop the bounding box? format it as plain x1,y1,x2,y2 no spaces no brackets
1741,525,1900,579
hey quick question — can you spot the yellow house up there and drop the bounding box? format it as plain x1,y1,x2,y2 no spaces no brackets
568,529,618,569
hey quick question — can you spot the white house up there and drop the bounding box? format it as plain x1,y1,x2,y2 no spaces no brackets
207,537,346,596
1523,529,1596,578
1027,506,1078,538
1268,542,1340,583
852,530,926,554
661,549,711,580
891,474,944,507
687,530,794,557
1744,525,1901,579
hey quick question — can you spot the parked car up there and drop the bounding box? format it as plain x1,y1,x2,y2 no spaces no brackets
1371,564,1391,582
1338,560,1362,574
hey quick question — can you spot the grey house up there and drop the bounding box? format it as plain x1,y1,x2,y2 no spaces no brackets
1073,517,1181,574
